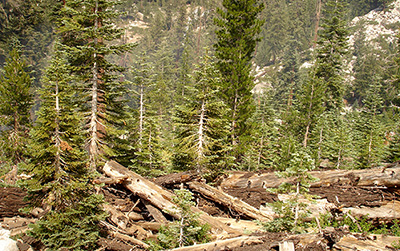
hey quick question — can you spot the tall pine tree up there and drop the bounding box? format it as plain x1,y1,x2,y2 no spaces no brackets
214,0,264,161
173,54,231,173
0,46,33,166
21,43,106,250
58,0,133,170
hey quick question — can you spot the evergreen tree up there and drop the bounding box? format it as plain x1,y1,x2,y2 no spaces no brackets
296,71,326,148
214,0,264,161
0,46,33,165
21,44,106,250
355,76,388,168
129,56,164,176
173,54,231,173
314,0,349,112
244,89,280,171
57,0,133,170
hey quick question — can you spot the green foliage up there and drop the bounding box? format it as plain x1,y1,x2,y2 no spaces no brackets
150,189,210,250
0,47,33,165
173,53,232,172
57,0,134,169
315,0,349,111
29,193,107,251
320,213,400,238
214,0,264,159
354,77,388,168
243,90,280,171
20,42,106,250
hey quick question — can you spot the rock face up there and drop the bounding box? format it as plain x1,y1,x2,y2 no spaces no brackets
349,0,400,46
0,228,18,251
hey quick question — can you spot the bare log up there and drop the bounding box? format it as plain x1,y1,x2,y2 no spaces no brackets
135,221,162,232
142,199,168,224
342,200,400,220
109,231,150,249
93,175,128,185
220,166,400,189
333,234,400,251
103,161,241,236
169,236,263,251
187,181,273,221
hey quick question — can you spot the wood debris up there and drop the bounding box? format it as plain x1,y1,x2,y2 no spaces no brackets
1,161,400,250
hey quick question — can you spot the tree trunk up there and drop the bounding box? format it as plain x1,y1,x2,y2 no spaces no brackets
89,0,100,171
187,181,273,221
196,99,206,170
220,166,400,189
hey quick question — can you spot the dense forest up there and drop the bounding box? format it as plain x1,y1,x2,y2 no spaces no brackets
1,0,400,249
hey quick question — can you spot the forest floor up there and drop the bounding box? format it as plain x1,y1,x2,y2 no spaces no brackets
1,162,400,250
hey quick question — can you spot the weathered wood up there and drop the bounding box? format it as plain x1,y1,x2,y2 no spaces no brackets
127,211,144,221
214,217,263,232
333,234,400,251
135,221,162,232
154,170,200,187
169,236,263,251
279,241,295,251
342,200,400,220
187,181,273,221
220,166,400,189
93,175,128,185
109,231,149,249
103,161,241,236
142,199,168,224
103,204,129,230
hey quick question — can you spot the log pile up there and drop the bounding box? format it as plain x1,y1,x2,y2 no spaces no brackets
1,161,400,250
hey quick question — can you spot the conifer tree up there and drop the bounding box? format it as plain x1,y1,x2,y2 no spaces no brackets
21,44,106,250
214,0,264,160
244,89,280,170
129,56,164,176
58,0,133,170
355,76,388,168
314,0,349,112
173,54,231,172
0,46,33,166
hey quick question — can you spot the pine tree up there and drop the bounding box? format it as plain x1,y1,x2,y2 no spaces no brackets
355,76,388,168
57,0,133,170
214,0,264,160
129,55,164,176
244,89,280,171
173,54,231,173
21,43,106,250
314,0,349,112
0,46,33,166
296,71,326,148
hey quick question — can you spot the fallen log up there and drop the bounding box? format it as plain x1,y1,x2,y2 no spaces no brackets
187,181,273,221
213,217,263,232
142,200,168,224
333,234,400,251
103,161,241,236
341,200,400,220
169,236,263,251
220,166,400,189
109,231,149,249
